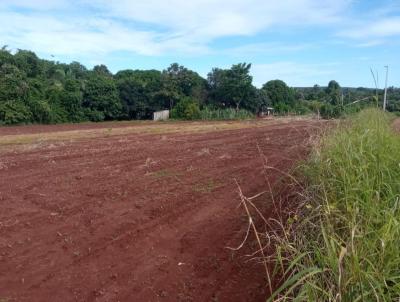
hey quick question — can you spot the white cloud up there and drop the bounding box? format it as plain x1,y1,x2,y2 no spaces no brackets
0,0,351,58
223,42,314,57
92,0,349,41
356,40,385,48
0,13,163,56
339,17,400,39
335,16,400,49
0,0,69,10
251,61,338,87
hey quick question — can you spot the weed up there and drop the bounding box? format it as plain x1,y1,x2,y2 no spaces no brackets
193,179,220,193
200,107,254,120
269,109,400,301
104,128,113,136
150,169,182,179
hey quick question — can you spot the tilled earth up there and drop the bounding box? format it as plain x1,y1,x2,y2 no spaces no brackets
0,120,320,301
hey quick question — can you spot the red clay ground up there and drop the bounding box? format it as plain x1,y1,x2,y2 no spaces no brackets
0,119,320,302
0,120,156,135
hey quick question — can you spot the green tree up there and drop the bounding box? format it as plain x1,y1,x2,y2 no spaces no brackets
65,61,88,80
27,99,53,124
161,63,207,109
14,50,43,78
0,46,14,65
0,100,32,124
2,46,400,125
116,69,164,119
93,64,112,77
262,80,294,112
207,63,254,111
326,80,342,105
253,88,271,113
83,71,121,121
60,79,85,122
0,63,29,102
171,97,201,120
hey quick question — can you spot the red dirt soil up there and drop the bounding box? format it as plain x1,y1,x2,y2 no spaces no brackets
0,121,154,135
0,120,320,302
0,120,245,136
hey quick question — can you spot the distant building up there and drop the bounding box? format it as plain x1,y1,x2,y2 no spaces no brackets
153,110,170,121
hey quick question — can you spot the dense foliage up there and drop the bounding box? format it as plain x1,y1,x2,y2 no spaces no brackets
1,47,399,124
270,109,400,301
170,97,201,120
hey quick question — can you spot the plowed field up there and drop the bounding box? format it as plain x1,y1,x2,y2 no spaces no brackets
0,119,320,301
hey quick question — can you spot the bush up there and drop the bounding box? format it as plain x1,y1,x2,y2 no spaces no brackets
84,109,105,122
293,102,312,115
0,100,32,124
27,99,53,124
200,107,254,120
171,97,201,120
46,103,69,124
320,102,342,119
273,102,291,114
270,109,400,301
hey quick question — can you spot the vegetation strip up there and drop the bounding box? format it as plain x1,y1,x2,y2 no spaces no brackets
2,48,399,126
270,109,400,301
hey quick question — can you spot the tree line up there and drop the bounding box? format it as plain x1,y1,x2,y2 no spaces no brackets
1,47,399,124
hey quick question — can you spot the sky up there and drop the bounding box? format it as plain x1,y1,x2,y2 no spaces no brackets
0,0,399,87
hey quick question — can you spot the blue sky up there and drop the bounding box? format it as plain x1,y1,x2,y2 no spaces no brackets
0,0,399,87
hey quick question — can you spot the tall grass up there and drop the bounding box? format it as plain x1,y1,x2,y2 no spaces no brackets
200,107,254,120
270,109,400,301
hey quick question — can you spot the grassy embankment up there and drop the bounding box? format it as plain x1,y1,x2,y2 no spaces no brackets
270,109,400,301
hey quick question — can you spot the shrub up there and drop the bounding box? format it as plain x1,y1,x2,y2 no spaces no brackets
320,102,342,119
84,109,105,122
47,103,69,124
293,102,312,115
0,100,32,124
200,107,254,120
171,97,201,120
273,102,292,115
27,99,53,124
270,109,400,301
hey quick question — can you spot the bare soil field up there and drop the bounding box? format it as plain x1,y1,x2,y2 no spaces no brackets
0,119,321,302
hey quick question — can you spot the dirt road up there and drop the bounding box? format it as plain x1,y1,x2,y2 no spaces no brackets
0,119,319,301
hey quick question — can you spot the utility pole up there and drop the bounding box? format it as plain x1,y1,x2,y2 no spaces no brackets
383,65,389,111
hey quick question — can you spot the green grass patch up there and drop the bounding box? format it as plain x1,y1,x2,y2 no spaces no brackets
200,107,254,120
149,169,182,179
270,109,400,301
193,179,221,193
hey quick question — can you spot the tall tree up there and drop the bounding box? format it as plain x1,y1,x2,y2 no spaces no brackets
83,71,121,121
14,50,43,78
60,79,84,122
116,69,164,119
0,63,29,102
262,80,294,108
93,64,112,77
326,80,342,105
207,63,254,110
161,63,207,109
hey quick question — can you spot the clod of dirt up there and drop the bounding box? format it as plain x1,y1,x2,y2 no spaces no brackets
218,153,232,160
197,148,211,156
